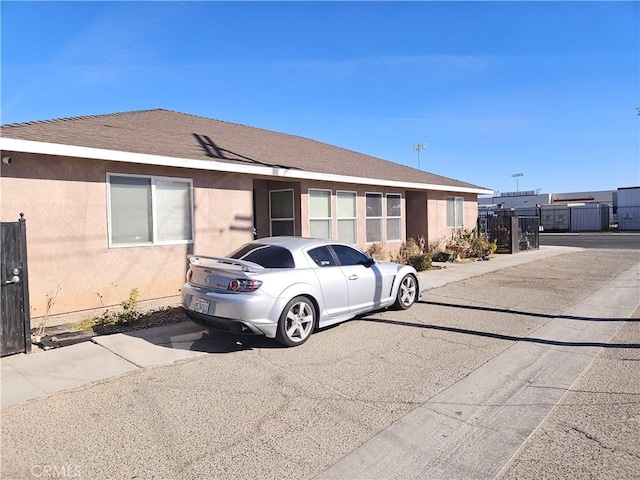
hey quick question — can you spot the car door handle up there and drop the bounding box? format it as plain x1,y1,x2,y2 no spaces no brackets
348,275,359,281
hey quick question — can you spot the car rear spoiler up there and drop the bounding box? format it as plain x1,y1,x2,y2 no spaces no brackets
187,255,264,272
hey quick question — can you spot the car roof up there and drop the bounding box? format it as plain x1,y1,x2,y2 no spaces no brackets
250,237,355,253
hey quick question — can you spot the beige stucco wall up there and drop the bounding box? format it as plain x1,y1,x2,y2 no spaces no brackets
1,151,254,318
1,150,481,319
424,191,479,248
299,180,406,257
253,179,480,258
253,179,406,258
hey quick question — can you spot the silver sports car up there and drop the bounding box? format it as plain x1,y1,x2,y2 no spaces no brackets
181,237,421,346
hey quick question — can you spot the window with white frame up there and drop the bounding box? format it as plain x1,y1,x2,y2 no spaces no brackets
337,191,357,244
309,189,332,238
270,189,295,236
447,196,464,227
386,194,402,241
108,174,193,246
365,193,383,243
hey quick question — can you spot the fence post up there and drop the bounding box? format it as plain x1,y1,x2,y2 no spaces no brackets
19,214,31,353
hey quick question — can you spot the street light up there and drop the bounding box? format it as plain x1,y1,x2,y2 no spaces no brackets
413,142,426,170
511,172,524,193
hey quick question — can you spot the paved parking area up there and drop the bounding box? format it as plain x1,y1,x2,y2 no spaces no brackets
1,248,639,479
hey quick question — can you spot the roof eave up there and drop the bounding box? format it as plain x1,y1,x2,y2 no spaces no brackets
0,138,493,195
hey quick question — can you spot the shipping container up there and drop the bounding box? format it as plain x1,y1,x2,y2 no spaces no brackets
570,204,609,232
540,205,570,231
617,187,640,231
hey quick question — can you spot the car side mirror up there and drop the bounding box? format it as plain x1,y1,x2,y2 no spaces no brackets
360,257,375,268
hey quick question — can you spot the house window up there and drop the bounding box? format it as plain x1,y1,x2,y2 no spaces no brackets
309,189,332,239
447,196,464,227
108,174,193,246
270,189,294,236
386,194,402,241
337,191,357,244
365,193,383,243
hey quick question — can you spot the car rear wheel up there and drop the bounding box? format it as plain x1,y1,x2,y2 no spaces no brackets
394,274,418,310
276,296,316,347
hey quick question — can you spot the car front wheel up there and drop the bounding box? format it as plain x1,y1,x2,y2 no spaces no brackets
276,296,316,347
394,274,418,310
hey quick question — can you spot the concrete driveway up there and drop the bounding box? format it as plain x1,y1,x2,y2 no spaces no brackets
1,247,639,479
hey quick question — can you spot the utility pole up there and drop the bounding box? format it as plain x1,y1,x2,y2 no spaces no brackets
413,143,426,170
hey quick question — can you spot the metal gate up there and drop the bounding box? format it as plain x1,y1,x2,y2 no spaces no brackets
480,214,540,254
1,214,31,356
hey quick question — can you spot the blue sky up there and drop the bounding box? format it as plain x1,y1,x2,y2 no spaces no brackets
2,1,638,195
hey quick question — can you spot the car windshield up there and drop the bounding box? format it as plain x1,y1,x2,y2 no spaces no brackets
229,244,295,269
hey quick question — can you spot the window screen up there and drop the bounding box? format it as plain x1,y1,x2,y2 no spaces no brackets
365,193,383,243
337,191,357,244
447,196,464,227
109,176,152,244
108,174,193,246
156,179,193,242
309,189,331,239
386,194,402,241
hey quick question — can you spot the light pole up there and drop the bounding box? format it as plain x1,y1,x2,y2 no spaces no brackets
511,172,524,193
413,142,426,170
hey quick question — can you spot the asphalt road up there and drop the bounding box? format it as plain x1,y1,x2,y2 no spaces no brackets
540,232,640,249
2,249,639,479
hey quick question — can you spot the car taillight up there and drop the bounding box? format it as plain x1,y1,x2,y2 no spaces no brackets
228,279,262,292
186,269,193,283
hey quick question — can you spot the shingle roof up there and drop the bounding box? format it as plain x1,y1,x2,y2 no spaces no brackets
1,108,488,191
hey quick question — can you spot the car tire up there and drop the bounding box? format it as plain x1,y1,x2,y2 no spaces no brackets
394,274,418,310
276,296,316,347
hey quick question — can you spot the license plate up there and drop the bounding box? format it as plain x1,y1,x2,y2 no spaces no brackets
194,297,210,314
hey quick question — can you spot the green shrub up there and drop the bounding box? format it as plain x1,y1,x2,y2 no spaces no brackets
409,253,432,271
93,288,146,331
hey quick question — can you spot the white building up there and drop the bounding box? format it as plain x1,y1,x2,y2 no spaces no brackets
479,187,639,232
478,189,615,209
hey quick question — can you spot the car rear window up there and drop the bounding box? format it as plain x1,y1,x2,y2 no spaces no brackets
230,244,295,269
